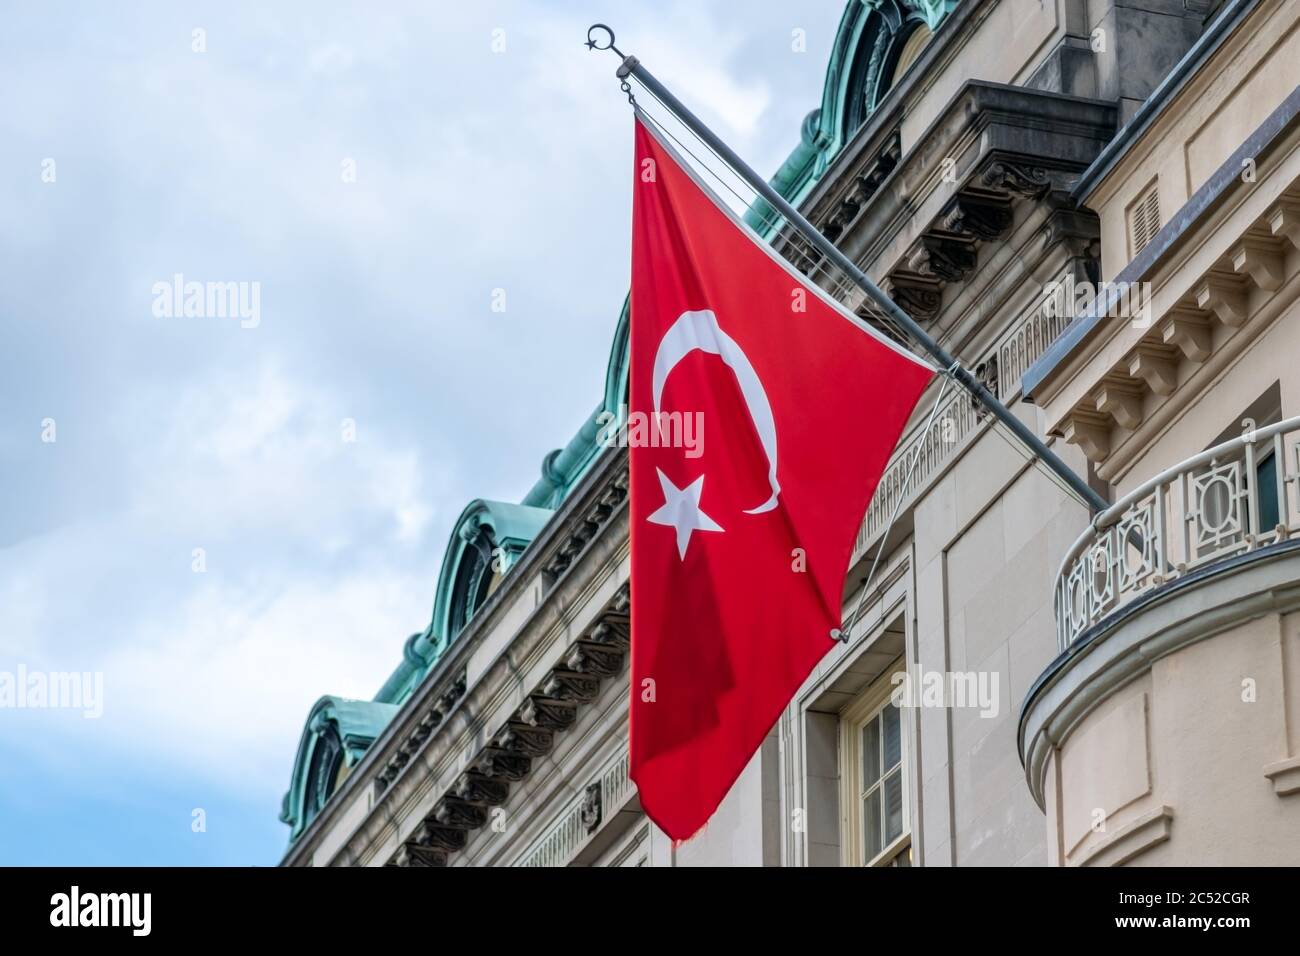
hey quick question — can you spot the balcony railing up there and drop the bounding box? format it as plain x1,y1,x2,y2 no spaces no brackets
1055,414,1300,651
851,301,1075,564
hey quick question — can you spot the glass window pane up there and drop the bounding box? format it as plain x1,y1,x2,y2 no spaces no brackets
863,789,882,862
882,703,901,772
1203,476,1230,530
862,717,880,789
1257,453,1280,532
884,768,904,844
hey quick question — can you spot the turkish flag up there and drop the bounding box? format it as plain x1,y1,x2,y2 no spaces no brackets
627,115,935,841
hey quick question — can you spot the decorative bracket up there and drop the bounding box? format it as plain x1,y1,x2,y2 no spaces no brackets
1127,346,1179,396
1195,275,1249,327
1161,309,1213,362
1230,237,1285,292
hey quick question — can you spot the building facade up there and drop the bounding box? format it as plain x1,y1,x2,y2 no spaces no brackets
279,0,1300,867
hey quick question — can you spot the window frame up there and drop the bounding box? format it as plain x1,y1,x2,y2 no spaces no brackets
839,659,912,867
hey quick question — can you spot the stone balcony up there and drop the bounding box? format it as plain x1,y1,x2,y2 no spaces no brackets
1018,417,1300,865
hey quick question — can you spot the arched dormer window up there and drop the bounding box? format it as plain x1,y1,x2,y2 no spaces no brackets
303,721,345,820
431,500,553,651
738,1,958,235
281,696,399,843
448,521,498,637
841,3,940,142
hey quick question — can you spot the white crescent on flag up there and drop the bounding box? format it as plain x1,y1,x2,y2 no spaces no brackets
651,309,781,515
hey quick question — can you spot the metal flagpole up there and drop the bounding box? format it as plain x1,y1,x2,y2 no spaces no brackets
586,24,1108,515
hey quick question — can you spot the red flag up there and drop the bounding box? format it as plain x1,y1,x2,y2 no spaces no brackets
628,116,935,841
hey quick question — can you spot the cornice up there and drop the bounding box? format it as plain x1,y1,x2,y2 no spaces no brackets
1028,123,1300,482
776,81,1115,349
1024,86,1300,408
280,444,629,866
386,580,630,867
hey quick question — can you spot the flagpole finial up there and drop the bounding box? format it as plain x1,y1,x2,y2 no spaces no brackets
585,24,623,57
586,24,639,106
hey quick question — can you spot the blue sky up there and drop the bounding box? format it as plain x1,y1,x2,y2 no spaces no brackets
0,0,846,865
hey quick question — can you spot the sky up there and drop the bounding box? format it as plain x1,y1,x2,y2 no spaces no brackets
0,0,848,865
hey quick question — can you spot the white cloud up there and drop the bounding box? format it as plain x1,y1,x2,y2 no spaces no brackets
309,42,355,75
102,567,428,791
0,0,846,859
0,359,444,798
121,359,446,549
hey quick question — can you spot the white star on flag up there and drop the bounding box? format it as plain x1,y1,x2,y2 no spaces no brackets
646,468,723,560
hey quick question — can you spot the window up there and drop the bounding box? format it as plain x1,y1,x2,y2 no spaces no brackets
304,727,344,823
888,24,932,88
841,14,935,141
1256,450,1280,532
840,664,911,866
447,532,503,637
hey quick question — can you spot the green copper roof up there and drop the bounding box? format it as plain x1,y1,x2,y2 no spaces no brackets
745,0,957,236
429,499,554,650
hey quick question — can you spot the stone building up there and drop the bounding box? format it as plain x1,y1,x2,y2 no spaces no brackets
279,0,1300,866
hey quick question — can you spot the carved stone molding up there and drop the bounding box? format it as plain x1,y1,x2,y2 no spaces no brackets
586,612,630,649
1095,379,1145,430
563,641,625,678
580,783,603,833
375,666,467,793
1037,207,1102,279
1195,274,1248,327
781,234,823,277
541,670,601,703
789,83,1115,336
981,159,1052,200
884,273,943,320
1161,309,1213,362
454,771,511,807
492,721,555,757
520,695,579,730
416,821,469,852
389,583,632,867
971,355,999,421
542,470,628,582
394,843,448,867
434,796,489,830
1062,411,1111,462
472,749,533,781
1268,200,1300,249
908,232,977,282
940,190,1014,242
819,131,901,244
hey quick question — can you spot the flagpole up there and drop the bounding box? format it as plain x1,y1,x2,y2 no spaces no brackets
586,25,1107,515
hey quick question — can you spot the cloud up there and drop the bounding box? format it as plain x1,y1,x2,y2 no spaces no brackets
0,359,444,799
122,359,443,548
102,566,430,790
0,0,847,861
